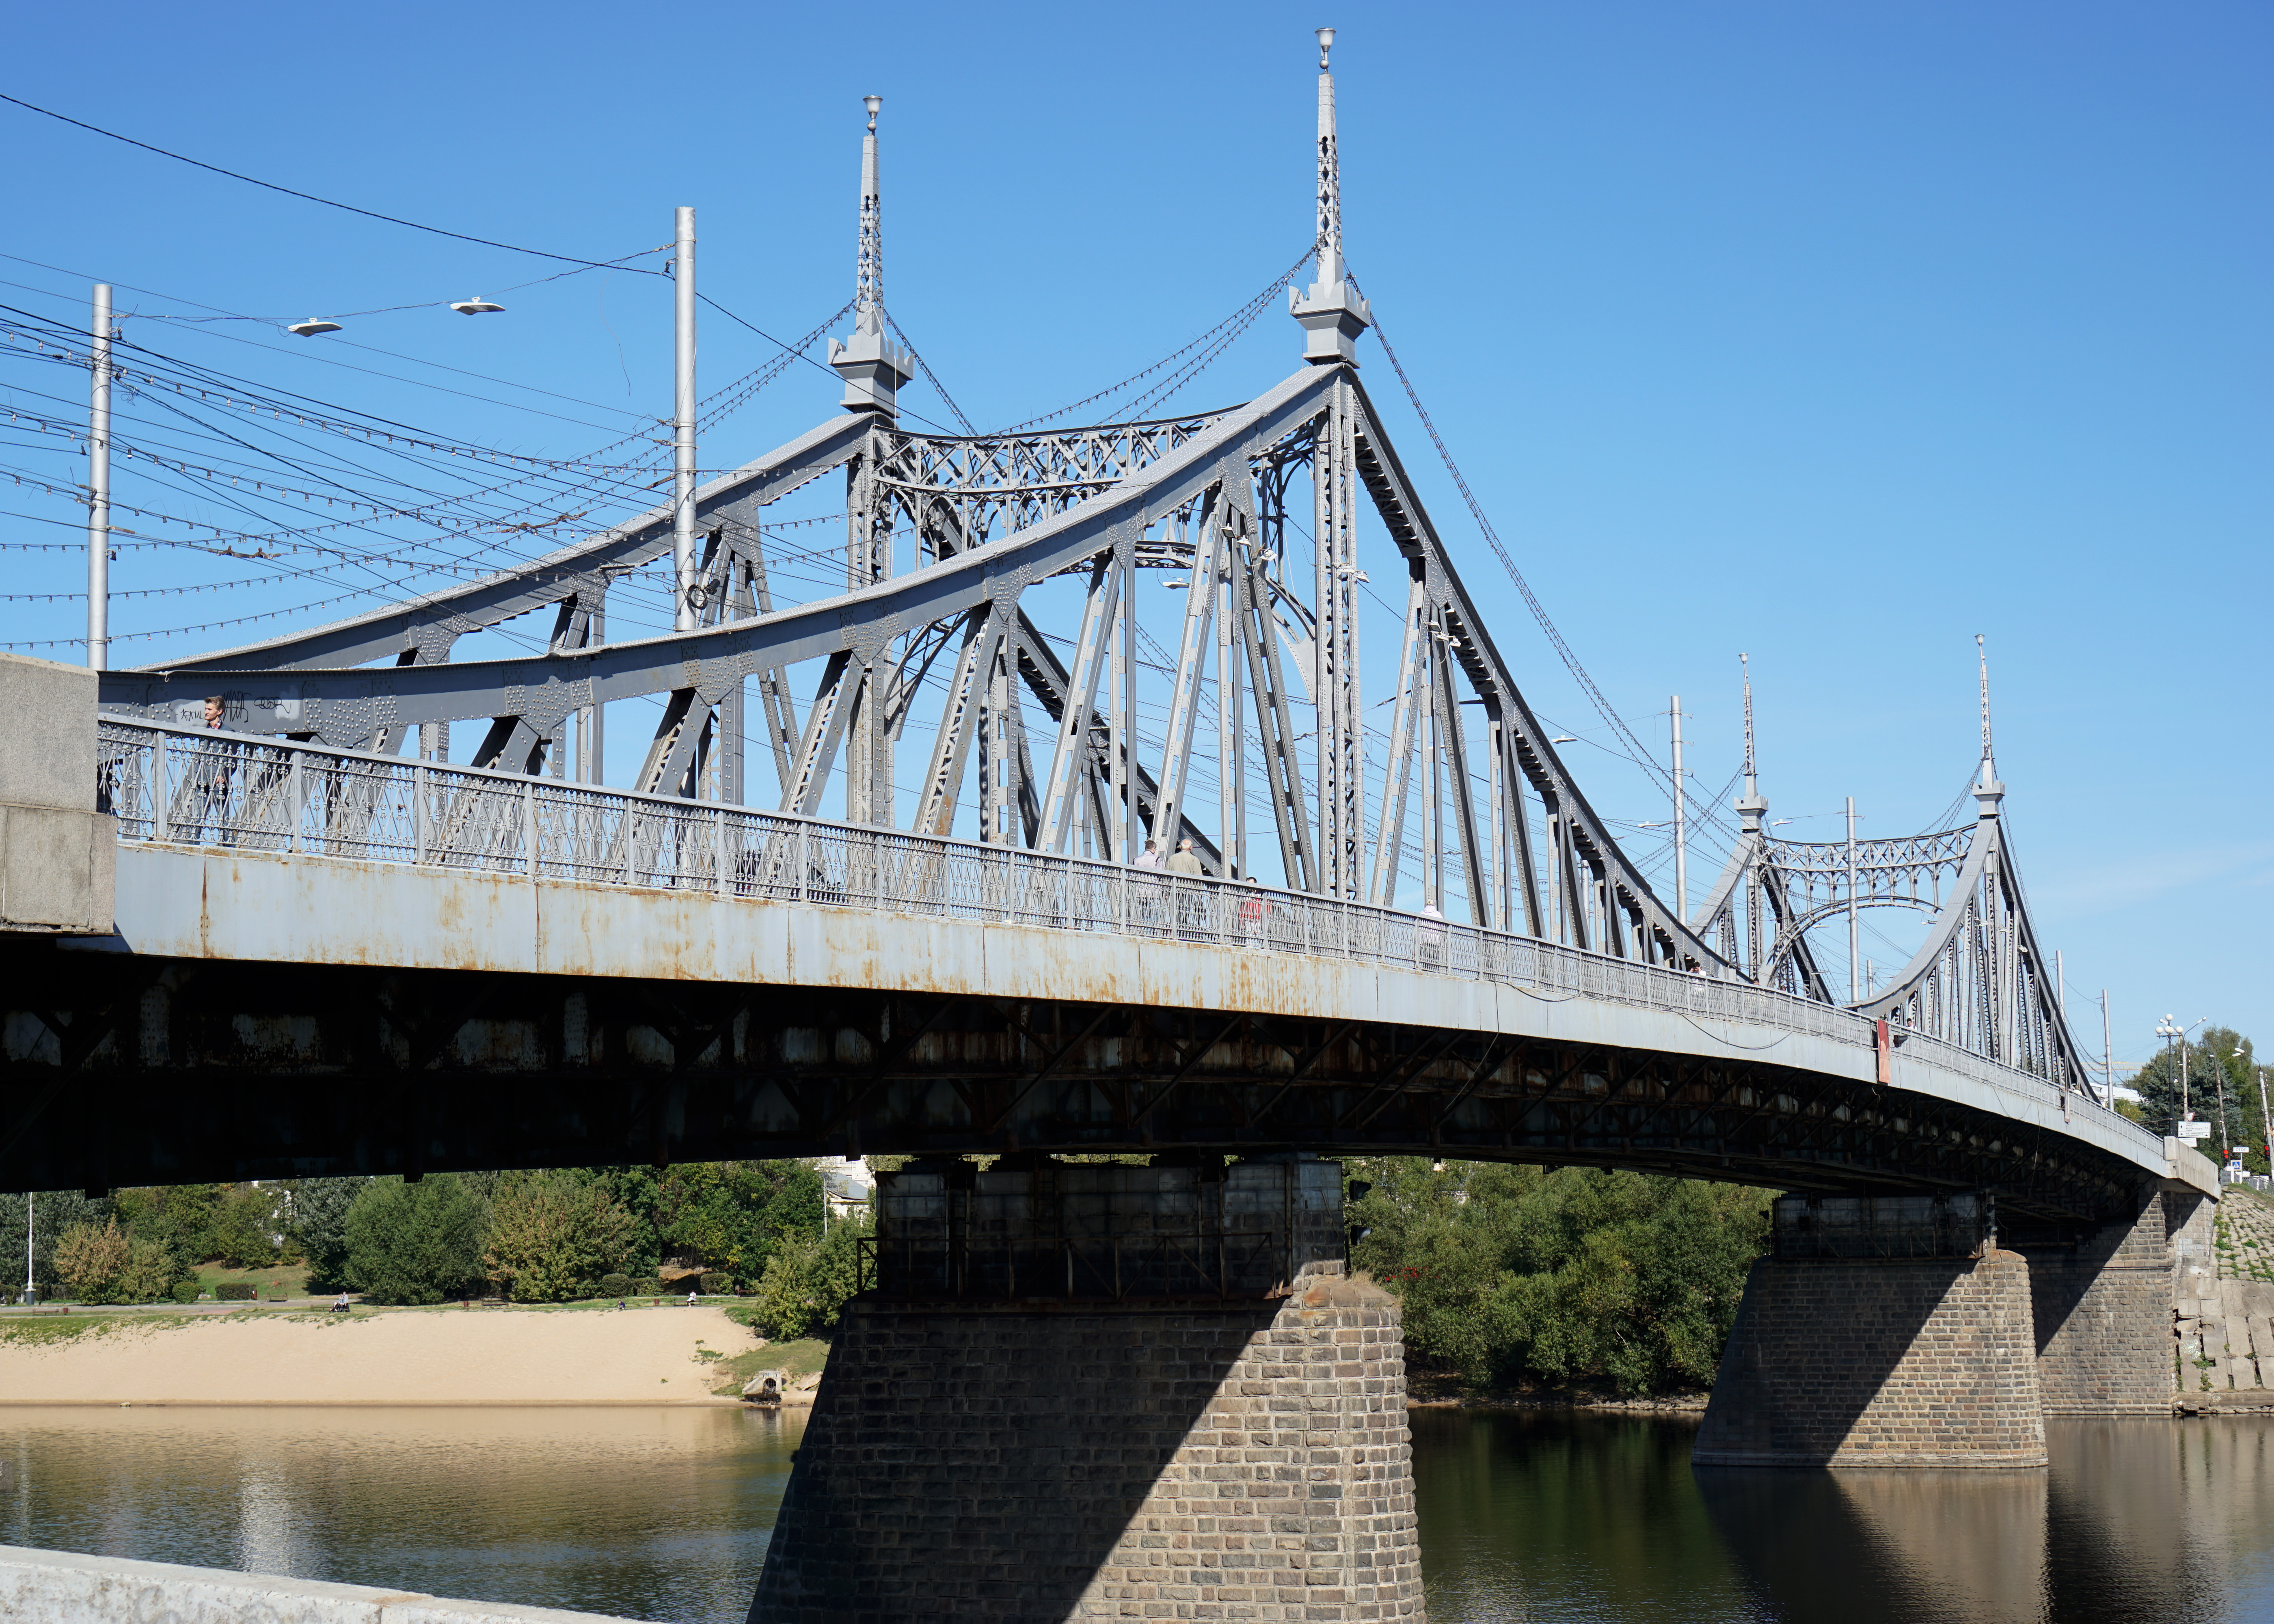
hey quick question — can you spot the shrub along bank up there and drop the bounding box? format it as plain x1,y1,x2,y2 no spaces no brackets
0,1160,870,1340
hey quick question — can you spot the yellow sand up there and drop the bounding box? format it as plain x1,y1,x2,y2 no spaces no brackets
0,1307,762,1405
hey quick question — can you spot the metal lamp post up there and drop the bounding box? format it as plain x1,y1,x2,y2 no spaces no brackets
2157,1014,2209,1143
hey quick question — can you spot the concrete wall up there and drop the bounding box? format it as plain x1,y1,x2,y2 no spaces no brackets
0,654,112,933
751,1274,1423,1622
0,1545,640,1623
1693,1251,2047,1468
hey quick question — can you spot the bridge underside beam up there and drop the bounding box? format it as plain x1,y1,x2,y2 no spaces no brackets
0,938,2146,1224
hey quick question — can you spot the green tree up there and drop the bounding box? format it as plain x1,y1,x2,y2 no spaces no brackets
50,1218,173,1303
116,1237,178,1303
0,1191,113,1298
2130,1027,2264,1167
343,1175,486,1305
1349,1160,1771,1396
483,1170,635,1302
111,1183,224,1276
286,1177,370,1291
748,1207,868,1340
51,1218,132,1303
640,1160,825,1281
596,1166,664,1276
1494,1175,1769,1392
210,1185,281,1270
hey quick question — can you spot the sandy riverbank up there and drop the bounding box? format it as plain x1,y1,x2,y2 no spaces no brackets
0,1307,764,1405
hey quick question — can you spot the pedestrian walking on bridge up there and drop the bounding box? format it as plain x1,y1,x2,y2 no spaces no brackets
1168,837,1206,934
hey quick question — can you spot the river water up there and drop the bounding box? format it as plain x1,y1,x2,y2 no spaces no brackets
2,1405,2270,1622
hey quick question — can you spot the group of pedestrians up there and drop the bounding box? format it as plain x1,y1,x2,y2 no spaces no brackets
1127,832,1448,964
1130,835,1272,944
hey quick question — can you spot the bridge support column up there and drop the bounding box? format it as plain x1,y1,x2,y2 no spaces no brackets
2029,1188,2183,1416
748,1156,1424,1623
1694,1196,2047,1468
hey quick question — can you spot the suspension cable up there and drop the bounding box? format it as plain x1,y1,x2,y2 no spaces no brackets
1354,275,1703,818
994,251,1314,436
882,312,977,434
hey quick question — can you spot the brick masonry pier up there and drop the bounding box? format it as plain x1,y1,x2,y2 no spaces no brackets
1693,1248,2048,1468
1696,1176,2223,1467
2032,1189,2198,1417
747,1156,1423,1622
1694,1195,2048,1468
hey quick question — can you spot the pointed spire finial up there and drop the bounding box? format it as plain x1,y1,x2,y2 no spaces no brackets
830,94,912,416
1974,632,2005,813
1291,25,1371,364
1735,651,1767,833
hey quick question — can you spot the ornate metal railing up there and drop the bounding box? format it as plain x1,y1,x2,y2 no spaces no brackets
92,717,2162,1162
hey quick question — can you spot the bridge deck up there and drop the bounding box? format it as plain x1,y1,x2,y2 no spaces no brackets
0,716,2175,1220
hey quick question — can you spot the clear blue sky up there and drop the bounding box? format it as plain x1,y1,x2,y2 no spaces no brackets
0,2,2265,1073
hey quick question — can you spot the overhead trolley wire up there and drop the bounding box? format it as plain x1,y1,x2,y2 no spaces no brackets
0,252,660,425
0,93,672,276
0,287,860,652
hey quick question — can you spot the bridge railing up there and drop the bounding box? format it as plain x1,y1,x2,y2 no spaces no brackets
93,717,2157,1157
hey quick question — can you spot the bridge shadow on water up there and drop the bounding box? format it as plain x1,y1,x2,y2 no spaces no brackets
1410,1409,2261,1624
1695,1422,2246,1624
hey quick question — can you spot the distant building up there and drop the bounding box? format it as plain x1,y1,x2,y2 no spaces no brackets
817,1158,872,1222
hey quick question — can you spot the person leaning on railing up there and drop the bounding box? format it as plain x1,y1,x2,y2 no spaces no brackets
1417,902,1447,968
192,693,244,846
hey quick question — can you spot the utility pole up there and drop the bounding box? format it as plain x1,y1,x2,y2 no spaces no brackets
2218,1042,2237,1175
2099,991,2115,1108
1668,695,1688,922
672,207,698,633
86,283,113,670
2158,1014,2206,1132
2258,1066,2270,1179
1845,796,1859,1003
22,1191,32,1306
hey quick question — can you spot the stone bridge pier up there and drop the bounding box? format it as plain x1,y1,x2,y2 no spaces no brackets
1697,1160,2217,1469
747,1154,1424,1623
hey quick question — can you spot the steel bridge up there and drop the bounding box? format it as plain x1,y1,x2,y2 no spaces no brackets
2,36,2186,1236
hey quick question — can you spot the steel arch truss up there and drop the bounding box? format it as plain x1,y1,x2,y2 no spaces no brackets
1851,807,2091,1093
98,362,1729,978
1691,801,2093,1096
